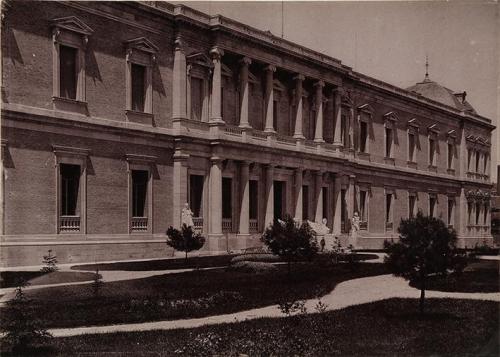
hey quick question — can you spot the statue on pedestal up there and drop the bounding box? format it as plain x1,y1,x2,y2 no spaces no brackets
348,211,360,249
181,203,194,228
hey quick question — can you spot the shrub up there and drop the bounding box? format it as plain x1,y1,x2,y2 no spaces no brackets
228,261,278,274
384,211,466,314
40,249,58,273
230,253,280,264
0,282,52,353
166,224,205,261
261,215,318,276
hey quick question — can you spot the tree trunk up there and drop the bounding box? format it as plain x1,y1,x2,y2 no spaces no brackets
419,278,425,314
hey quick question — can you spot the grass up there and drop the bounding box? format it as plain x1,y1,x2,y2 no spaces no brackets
410,259,499,293
1,262,388,328
0,271,97,289
71,252,379,272
5,298,498,356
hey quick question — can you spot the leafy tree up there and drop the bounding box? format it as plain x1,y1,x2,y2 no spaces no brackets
1,282,52,353
384,211,466,314
40,249,58,273
261,215,318,275
166,224,205,261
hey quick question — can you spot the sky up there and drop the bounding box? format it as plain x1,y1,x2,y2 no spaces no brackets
172,1,499,181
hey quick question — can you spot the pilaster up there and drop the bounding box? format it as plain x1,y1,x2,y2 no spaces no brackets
238,160,250,236
209,156,223,238
264,164,275,228
172,36,187,121
210,46,224,124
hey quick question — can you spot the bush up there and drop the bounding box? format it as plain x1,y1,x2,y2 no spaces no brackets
384,211,466,314
261,215,318,275
228,261,278,274
40,249,58,273
230,253,280,264
166,224,205,260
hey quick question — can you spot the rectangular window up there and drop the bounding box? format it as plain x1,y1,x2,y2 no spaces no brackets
131,63,146,112
467,202,473,225
447,143,454,169
60,163,80,216
475,151,480,173
273,100,278,131
483,203,488,225
59,45,77,100
132,170,148,217
475,202,481,225
249,180,258,220
341,114,347,146
341,189,347,232
360,121,368,153
322,187,328,221
302,185,309,221
191,77,203,121
429,138,436,166
385,127,393,158
429,195,437,218
222,177,232,219
448,199,454,226
359,190,367,222
467,149,472,171
408,133,416,162
189,175,204,217
274,181,285,220
409,194,416,218
385,194,392,224
483,154,488,175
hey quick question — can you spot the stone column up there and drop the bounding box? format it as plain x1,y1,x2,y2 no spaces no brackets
238,161,250,235
314,171,323,222
314,80,325,143
264,65,276,133
333,88,342,146
210,47,224,123
264,164,275,227
332,175,342,236
294,168,303,222
172,36,187,121
347,175,355,224
173,149,189,228
458,187,467,239
239,57,252,129
293,74,305,139
209,156,223,236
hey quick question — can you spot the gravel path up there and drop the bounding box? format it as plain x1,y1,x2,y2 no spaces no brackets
48,273,500,337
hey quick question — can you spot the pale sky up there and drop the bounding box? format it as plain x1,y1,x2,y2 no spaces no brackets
172,1,499,181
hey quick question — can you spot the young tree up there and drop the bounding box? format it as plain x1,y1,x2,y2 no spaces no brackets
1,282,52,353
261,215,318,275
384,211,466,314
40,249,58,273
166,224,205,261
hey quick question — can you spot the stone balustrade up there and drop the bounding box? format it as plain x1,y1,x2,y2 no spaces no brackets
131,217,148,232
60,215,80,232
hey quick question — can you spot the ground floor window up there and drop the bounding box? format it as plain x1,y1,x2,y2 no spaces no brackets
222,177,232,219
341,189,347,233
447,198,454,227
60,163,80,216
385,193,393,230
322,187,328,221
132,170,148,218
249,180,258,220
274,181,285,220
189,175,204,218
408,193,417,218
429,194,437,218
302,185,309,221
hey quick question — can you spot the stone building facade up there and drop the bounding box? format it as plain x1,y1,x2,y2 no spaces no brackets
0,1,494,266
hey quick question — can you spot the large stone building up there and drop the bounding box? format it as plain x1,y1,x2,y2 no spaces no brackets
0,1,494,266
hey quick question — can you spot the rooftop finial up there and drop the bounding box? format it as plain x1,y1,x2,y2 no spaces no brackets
424,55,430,82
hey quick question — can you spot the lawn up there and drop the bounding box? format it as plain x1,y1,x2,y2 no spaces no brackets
7,298,498,356
410,259,499,293
1,262,388,328
71,253,380,271
0,271,97,289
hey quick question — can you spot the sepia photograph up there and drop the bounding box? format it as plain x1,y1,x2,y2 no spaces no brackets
0,0,498,355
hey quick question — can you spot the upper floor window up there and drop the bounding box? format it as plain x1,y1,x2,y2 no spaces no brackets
483,153,489,176
383,112,398,159
357,105,373,153
385,191,394,230
467,148,473,172
385,127,393,158
447,142,454,170
408,132,416,162
428,137,436,166
446,131,456,172
124,37,158,122
475,151,481,173
429,194,437,217
408,192,417,218
51,17,93,111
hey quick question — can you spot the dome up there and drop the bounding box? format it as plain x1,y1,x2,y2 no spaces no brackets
406,78,476,114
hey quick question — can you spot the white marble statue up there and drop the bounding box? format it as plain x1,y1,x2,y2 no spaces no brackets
181,203,194,228
348,211,360,248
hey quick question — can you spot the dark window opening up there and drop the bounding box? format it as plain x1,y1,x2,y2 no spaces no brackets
131,63,145,112
408,133,416,162
191,77,203,121
132,170,148,217
385,127,392,157
340,114,347,146
302,185,309,221
274,181,285,220
429,138,436,165
59,45,77,100
322,187,328,221
429,196,436,218
475,202,481,225
447,143,453,169
448,199,454,226
189,175,204,217
475,151,480,173
360,121,368,153
249,180,258,220
360,190,367,222
60,163,80,216
409,195,416,218
222,177,232,219
386,194,392,223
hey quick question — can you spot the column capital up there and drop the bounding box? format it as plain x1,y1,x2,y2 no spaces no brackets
210,46,224,60
293,73,305,82
315,170,324,176
332,86,345,95
240,56,252,66
210,156,224,165
174,35,184,51
314,80,325,88
173,150,190,162
264,64,276,72
240,160,251,167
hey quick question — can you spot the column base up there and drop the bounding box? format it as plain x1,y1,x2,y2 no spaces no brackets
264,128,276,134
209,118,225,125
207,233,225,252
239,123,252,130
293,134,305,140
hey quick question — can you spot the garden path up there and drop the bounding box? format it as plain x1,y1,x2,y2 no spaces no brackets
47,272,500,337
